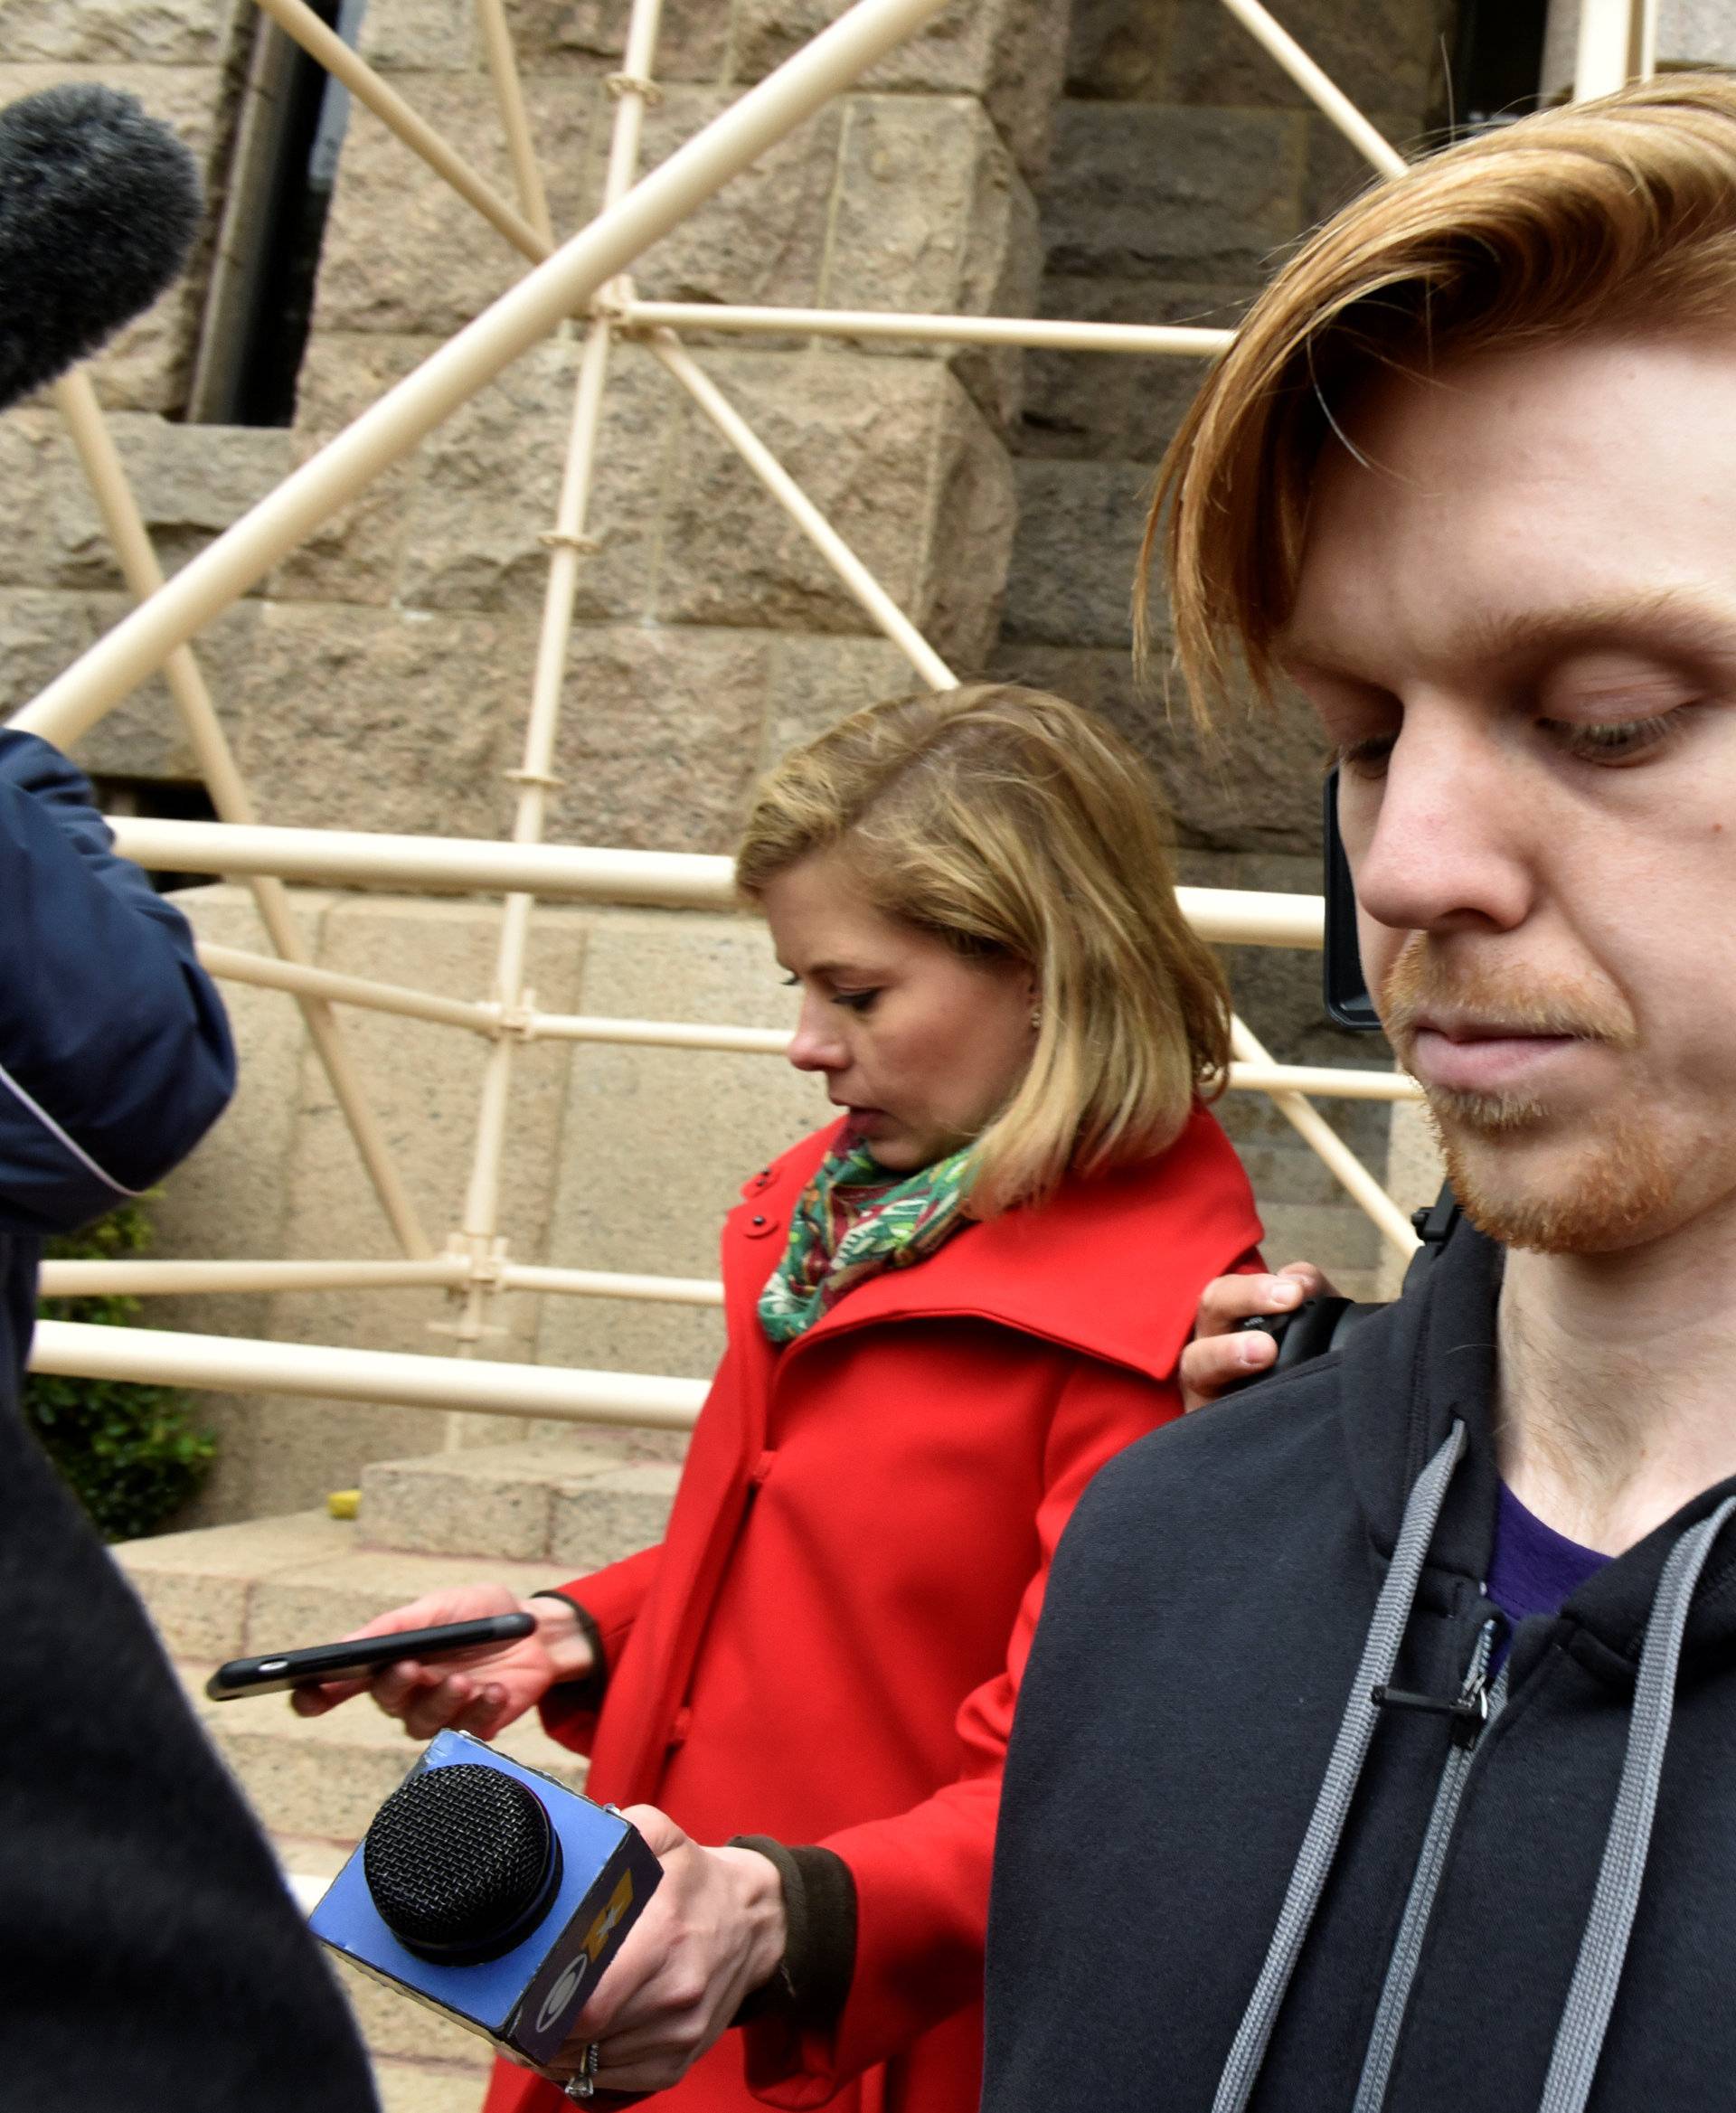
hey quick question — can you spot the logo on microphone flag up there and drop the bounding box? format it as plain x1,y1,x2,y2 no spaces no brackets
585,1872,636,1962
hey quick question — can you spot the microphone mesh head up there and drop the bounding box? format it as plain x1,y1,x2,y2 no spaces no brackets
363,1763,557,1957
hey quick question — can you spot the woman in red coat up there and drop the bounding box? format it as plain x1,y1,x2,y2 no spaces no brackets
302,684,1261,2112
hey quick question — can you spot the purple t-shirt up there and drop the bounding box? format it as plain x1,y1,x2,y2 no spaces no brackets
1488,1481,1609,1631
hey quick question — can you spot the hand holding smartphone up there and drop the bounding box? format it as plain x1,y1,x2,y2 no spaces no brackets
206,1612,537,1701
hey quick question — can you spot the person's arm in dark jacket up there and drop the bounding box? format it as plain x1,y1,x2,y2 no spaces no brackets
0,730,233,1235
0,739,377,2105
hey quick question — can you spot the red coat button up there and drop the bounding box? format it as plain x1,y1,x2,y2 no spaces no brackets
749,1449,777,1486
668,1704,693,1748
744,1211,781,1240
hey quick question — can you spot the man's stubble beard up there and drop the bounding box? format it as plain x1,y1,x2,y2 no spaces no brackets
1421,1095,1675,1254
1381,940,1670,1255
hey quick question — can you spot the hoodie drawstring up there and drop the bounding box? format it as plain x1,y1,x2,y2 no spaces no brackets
1213,1436,1736,2113
1538,1493,1736,2113
1210,1421,1468,2113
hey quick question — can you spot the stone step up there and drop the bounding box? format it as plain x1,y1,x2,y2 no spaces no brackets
373,2056,491,2111
359,1439,679,1566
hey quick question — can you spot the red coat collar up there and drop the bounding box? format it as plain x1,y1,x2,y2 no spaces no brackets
726,1106,1262,1387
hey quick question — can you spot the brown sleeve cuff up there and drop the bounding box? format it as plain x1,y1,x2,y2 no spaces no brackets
530,1589,609,1714
727,1836,857,2032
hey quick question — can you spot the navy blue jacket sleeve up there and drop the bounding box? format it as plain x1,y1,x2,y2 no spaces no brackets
0,731,234,1235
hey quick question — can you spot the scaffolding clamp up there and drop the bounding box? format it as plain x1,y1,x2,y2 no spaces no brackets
590,278,637,326
499,993,541,1043
605,72,663,105
428,1233,511,1342
437,1231,511,1287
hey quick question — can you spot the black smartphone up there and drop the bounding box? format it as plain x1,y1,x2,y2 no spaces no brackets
205,1611,536,1701
1323,766,1381,1032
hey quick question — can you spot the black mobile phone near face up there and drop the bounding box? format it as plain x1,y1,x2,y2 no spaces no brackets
204,1611,537,1701
1323,766,1382,1033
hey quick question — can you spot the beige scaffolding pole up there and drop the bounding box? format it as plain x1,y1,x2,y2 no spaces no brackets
29,1318,705,1428
106,814,1335,939
473,0,556,250
1574,0,1656,97
1214,0,1405,176
444,0,668,1403
618,302,1236,356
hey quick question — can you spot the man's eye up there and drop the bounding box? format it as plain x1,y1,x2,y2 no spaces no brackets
1545,711,1687,765
1334,733,1397,779
780,973,800,988
833,990,880,1014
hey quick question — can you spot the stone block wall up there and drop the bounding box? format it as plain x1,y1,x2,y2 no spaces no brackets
990,0,1458,1294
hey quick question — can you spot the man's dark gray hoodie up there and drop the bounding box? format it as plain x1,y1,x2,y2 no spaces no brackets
983,1219,1736,2113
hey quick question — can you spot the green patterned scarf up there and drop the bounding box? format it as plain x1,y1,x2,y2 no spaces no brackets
758,1138,974,1345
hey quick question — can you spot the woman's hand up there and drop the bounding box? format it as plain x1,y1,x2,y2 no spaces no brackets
555,1807,787,2098
1179,1261,1336,1412
288,1581,593,1741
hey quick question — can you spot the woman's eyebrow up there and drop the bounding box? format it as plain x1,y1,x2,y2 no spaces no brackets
778,958,880,982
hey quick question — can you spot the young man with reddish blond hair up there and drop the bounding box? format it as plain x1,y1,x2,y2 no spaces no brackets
986,74,1736,2113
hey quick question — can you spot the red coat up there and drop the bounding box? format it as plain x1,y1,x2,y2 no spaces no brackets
485,1108,1260,2113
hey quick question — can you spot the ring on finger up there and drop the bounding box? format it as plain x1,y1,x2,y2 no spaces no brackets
564,2042,601,2101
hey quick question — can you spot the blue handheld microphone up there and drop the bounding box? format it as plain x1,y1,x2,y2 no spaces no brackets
311,1731,662,2082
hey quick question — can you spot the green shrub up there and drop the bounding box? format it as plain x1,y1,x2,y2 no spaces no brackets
27,1199,216,1542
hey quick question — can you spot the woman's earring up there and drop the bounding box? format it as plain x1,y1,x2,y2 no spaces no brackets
1029,1006,1043,1031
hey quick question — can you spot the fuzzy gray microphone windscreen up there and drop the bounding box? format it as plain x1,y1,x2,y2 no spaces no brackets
0,83,202,414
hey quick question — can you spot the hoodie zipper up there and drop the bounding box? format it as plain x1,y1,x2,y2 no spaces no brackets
1353,1619,1508,2113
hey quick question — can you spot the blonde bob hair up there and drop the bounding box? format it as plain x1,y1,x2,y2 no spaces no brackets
735,684,1231,1218
1145,71,1736,717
